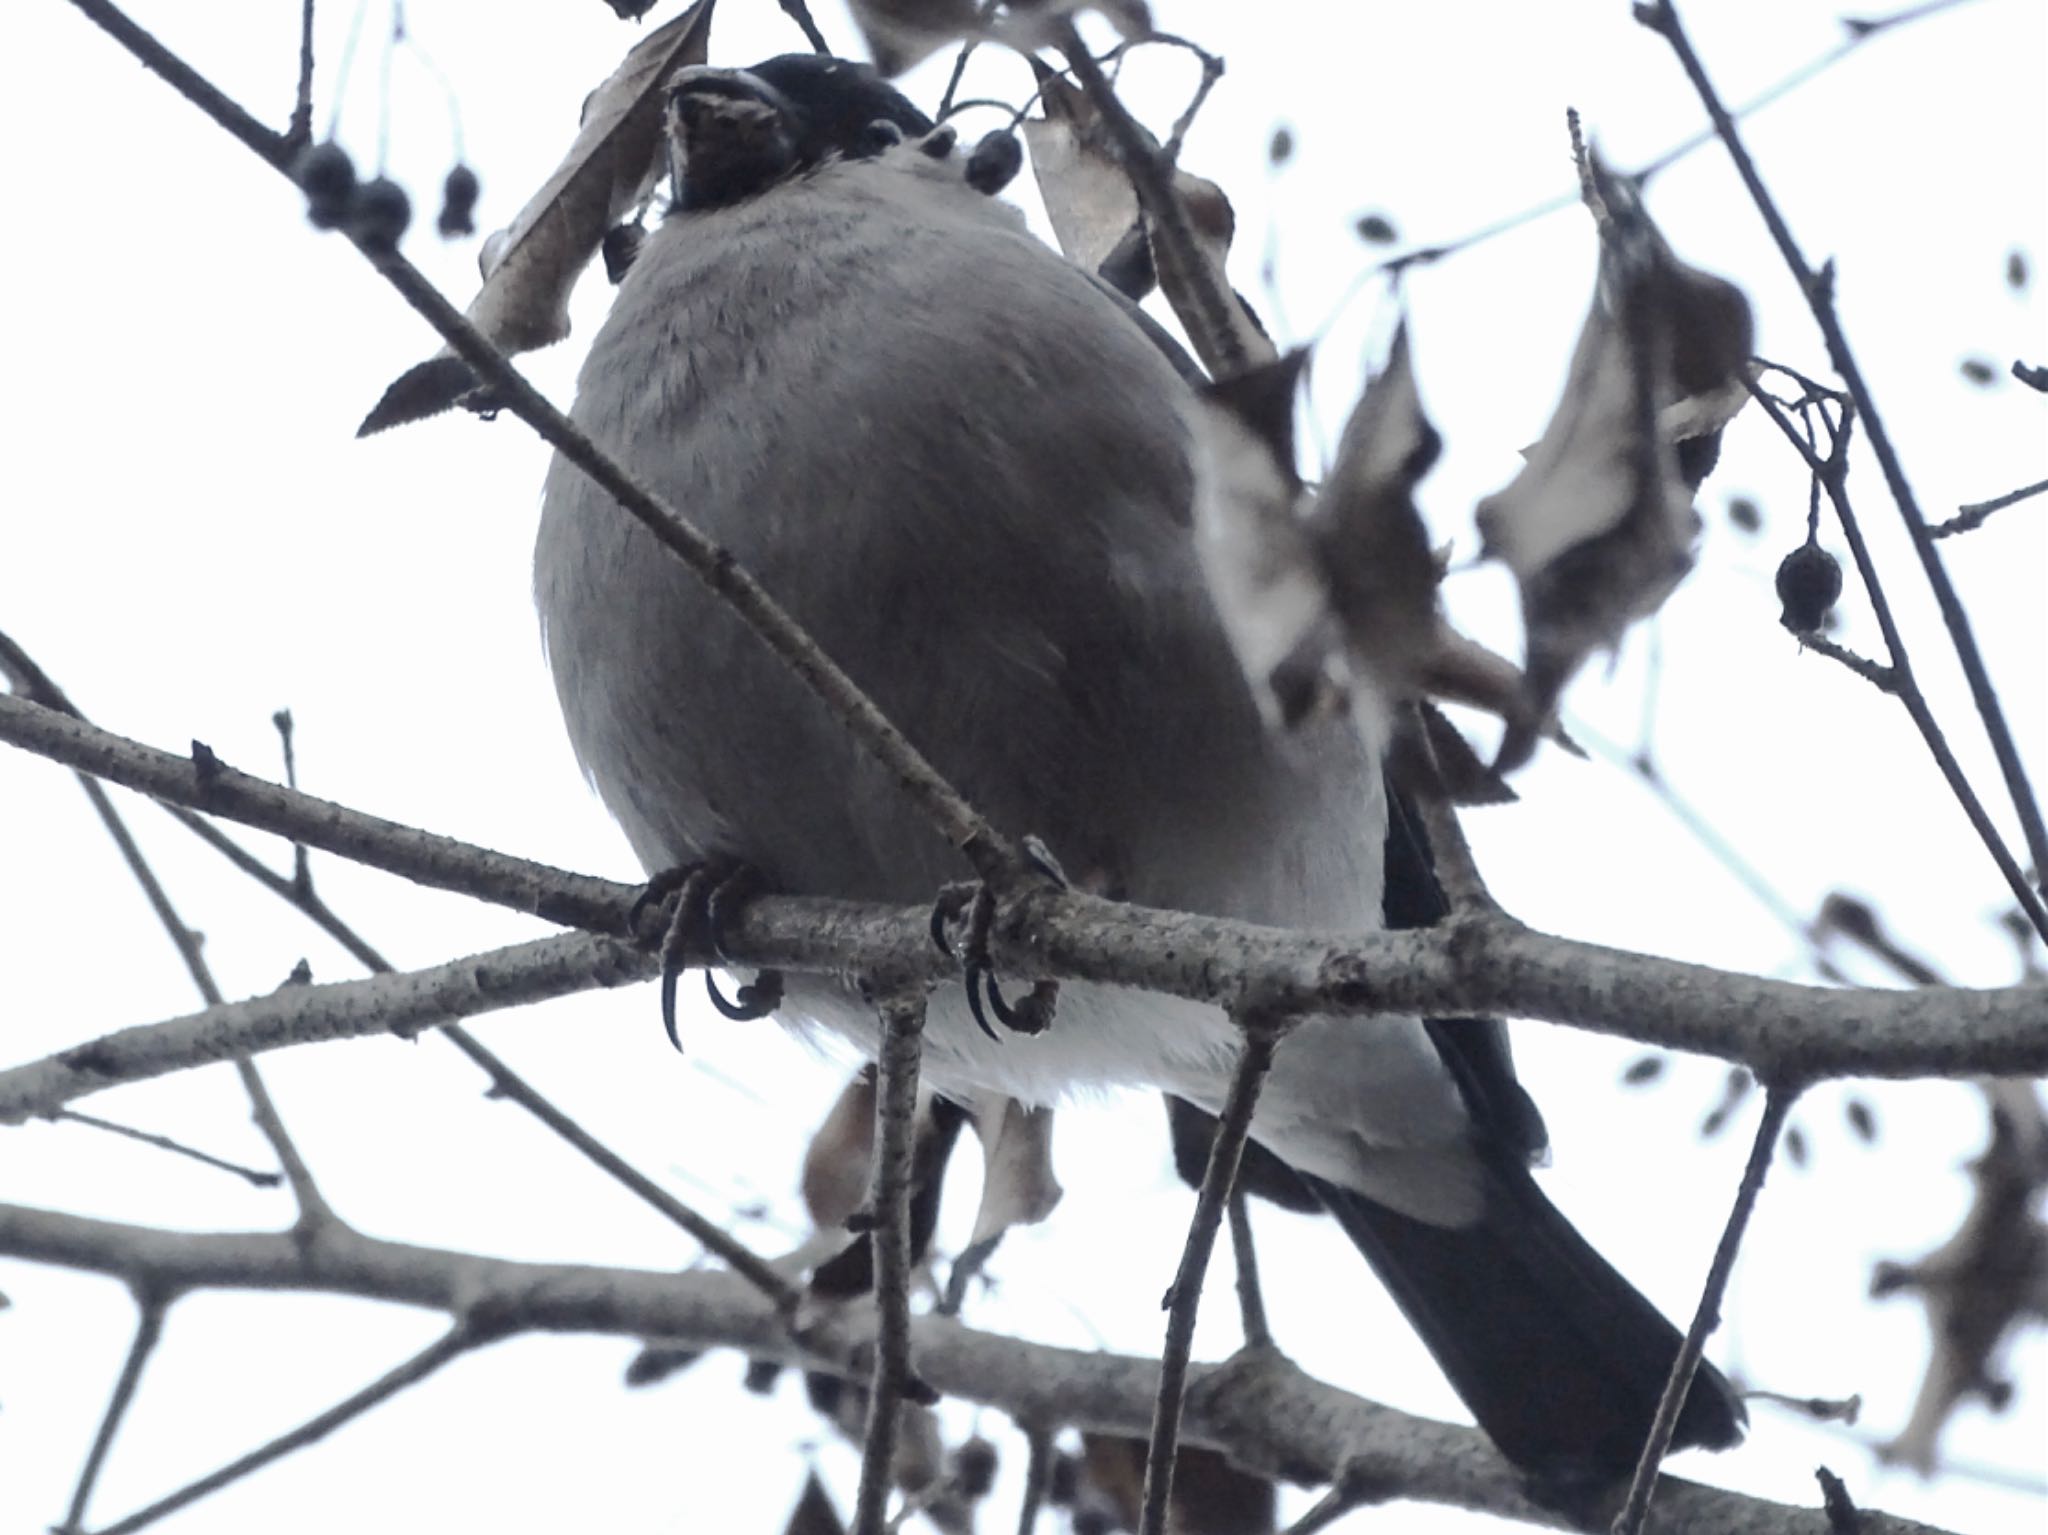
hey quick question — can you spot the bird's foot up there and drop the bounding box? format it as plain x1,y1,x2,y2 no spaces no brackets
630,856,785,1052
927,837,1068,1041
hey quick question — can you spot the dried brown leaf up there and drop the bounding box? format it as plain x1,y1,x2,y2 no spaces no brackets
968,1098,1063,1246
1182,351,1342,726
359,0,717,435
1476,156,1752,770
850,0,979,76
1022,70,1267,366
1314,323,1444,721
801,1068,876,1230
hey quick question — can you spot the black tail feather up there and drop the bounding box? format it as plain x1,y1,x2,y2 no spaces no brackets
1305,1161,1746,1483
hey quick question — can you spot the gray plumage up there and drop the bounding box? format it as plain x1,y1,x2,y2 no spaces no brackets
534,56,1744,1480
536,144,1477,1217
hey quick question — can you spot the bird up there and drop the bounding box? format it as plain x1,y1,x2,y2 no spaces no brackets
533,51,1746,1488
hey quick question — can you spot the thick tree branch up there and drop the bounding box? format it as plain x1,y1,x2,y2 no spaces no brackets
1,877,2043,1129
0,1202,1959,1535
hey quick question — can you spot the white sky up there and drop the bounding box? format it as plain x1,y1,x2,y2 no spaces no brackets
2,1,2044,1532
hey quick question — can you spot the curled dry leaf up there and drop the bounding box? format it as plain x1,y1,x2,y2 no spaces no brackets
1475,154,1753,771
1079,1435,1277,1535
967,1097,1063,1247
1877,1080,2048,1472
1182,350,1344,729
1022,69,1269,370
1313,322,1445,735
801,1066,877,1231
849,0,980,77
358,0,717,436
940,1095,1064,1311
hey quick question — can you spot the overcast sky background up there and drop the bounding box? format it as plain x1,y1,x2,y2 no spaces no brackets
2,1,2044,1531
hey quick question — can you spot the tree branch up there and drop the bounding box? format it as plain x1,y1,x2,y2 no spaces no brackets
0,1201,1960,1535
853,990,932,1535
1141,1020,1280,1535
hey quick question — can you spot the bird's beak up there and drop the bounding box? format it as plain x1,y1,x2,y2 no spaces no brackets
664,66,801,211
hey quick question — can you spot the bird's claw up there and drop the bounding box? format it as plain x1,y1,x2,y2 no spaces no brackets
633,857,783,1052
929,867,1062,1042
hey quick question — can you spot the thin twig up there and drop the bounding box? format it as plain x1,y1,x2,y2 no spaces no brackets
0,645,334,1223
0,687,630,933
287,0,315,149
1412,791,1494,913
58,1298,165,1535
777,0,830,54
1015,1426,1053,1535
440,1026,801,1311
852,990,931,1535
1742,385,2048,941
1056,24,1250,377
1930,476,2048,539
1160,44,1225,162
1612,1084,1800,1535
1226,1191,1271,1350
1318,0,1977,330
1643,0,2048,899
1138,1019,1281,1535
90,1323,481,1535
1792,630,1899,692
1575,723,1852,983
54,1110,281,1188
1279,1461,1387,1535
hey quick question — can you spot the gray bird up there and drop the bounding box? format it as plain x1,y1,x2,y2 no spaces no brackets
534,53,1744,1485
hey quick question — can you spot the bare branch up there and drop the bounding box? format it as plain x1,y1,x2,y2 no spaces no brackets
287,0,315,149
1615,1086,1799,1534
1227,1192,1272,1351
91,1324,482,1535
852,990,933,1535
57,1297,165,1535
0,1202,1962,1535
52,1110,280,1188
1140,1019,1280,1535
1930,476,2048,539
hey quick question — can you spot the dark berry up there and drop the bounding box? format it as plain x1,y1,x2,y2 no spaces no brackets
1354,212,1398,244
294,140,357,230
437,163,480,238
1268,124,1294,165
918,124,958,159
1621,1054,1666,1086
1776,541,1844,632
966,129,1022,197
1726,494,1763,534
950,1436,998,1499
349,177,412,250
1959,356,1997,386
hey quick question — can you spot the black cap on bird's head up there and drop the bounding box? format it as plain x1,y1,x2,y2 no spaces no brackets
665,55,935,211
